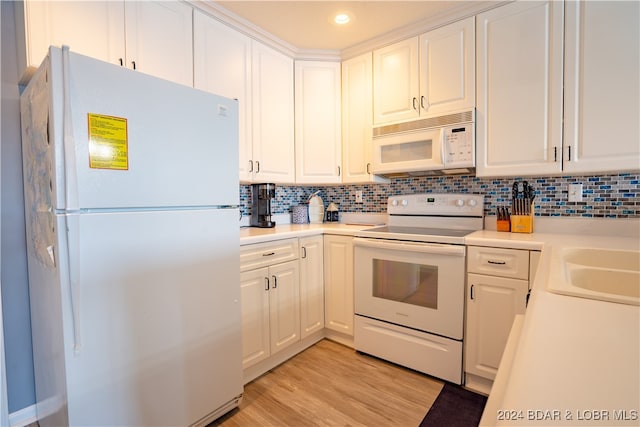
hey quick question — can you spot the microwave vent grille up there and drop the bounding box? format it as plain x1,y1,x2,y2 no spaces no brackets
373,110,474,137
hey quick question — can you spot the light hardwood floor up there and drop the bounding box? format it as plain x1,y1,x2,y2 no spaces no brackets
211,339,444,427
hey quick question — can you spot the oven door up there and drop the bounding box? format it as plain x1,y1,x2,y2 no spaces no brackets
354,237,465,340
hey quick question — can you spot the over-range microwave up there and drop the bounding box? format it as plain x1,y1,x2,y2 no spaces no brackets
372,110,475,177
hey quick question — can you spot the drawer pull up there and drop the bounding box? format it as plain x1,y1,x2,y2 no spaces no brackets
487,259,506,265
262,252,275,257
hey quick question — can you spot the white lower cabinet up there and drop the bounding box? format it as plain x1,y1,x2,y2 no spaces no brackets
323,235,354,338
465,246,532,394
299,236,325,339
240,240,300,370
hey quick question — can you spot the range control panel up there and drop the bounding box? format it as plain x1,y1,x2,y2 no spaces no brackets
387,193,484,217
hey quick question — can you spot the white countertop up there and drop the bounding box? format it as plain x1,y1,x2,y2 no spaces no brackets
479,232,640,426
240,218,640,425
240,223,374,245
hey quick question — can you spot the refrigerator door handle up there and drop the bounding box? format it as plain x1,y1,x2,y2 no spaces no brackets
62,213,82,354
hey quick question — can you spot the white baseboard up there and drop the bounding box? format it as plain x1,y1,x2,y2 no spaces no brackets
9,404,37,427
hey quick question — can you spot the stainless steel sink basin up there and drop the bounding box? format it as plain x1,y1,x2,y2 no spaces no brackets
547,247,640,306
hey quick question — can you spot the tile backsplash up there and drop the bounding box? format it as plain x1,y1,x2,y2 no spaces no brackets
240,173,639,219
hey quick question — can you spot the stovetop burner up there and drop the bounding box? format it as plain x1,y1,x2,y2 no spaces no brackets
355,193,484,244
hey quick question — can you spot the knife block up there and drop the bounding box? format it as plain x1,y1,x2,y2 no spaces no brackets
497,218,511,232
510,202,534,233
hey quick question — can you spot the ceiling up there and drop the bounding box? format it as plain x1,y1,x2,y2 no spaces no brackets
214,1,483,51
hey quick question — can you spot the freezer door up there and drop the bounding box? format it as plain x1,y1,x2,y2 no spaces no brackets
53,209,241,426
43,47,238,210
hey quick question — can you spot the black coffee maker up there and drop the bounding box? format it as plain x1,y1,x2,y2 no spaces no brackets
250,183,276,228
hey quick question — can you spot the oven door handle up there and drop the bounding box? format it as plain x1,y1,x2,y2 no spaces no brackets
352,237,465,256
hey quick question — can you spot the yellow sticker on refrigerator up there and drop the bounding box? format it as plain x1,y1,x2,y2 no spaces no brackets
87,113,128,170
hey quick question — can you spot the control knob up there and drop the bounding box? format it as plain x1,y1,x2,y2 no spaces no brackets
467,199,478,207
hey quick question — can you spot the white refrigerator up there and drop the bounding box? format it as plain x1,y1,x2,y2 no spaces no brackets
20,46,242,426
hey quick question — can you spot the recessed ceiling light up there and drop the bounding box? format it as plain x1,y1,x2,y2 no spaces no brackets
334,13,351,25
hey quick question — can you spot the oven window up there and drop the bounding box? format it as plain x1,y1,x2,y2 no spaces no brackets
372,259,438,309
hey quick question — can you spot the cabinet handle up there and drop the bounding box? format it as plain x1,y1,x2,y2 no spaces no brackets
249,160,254,173
567,145,572,162
553,146,558,162
366,163,371,174
412,97,418,110
421,95,428,110
264,277,270,291
262,252,275,257
119,58,123,66
487,259,506,265
337,166,341,176
256,161,260,173
272,275,277,289
301,247,307,259
470,284,475,300
131,61,136,70
526,289,531,307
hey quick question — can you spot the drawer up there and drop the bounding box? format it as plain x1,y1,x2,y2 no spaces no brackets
240,238,299,272
467,246,529,280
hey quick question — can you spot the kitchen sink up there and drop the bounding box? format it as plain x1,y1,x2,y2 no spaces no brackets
547,247,640,306
563,247,640,271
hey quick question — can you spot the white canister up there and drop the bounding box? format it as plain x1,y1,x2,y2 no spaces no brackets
308,195,324,224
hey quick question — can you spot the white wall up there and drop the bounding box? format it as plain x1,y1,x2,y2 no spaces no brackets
0,2,9,426
1,0,37,420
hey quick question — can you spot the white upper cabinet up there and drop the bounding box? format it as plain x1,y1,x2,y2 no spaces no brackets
123,1,194,87
563,1,640,174
418,17,475,117
22,1,193,87
373,38,420,124
193,11,252,181
193,12,294,183
477,0,638,177
21,1,124,68
373,17,475,125
476,1,564,177
341,53,389,184
251,42,296,183
294,61,342,184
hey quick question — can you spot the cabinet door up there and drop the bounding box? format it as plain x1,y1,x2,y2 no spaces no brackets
563,1,640,174
124,1,193,86
294,61,342,184
22,0,124,68
476,1,564,177
418,17,475,117
323,235,354,335
299,236,324,339
373,38,420,124
465,273,528,380
240,268,270,369
193,11,253,182
268,261,300,355
341,53,389,184
251,42,295,183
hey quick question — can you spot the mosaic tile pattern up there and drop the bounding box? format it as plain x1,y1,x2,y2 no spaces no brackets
240,173,640,219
